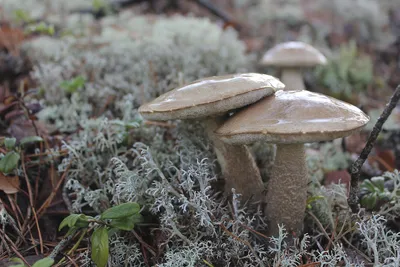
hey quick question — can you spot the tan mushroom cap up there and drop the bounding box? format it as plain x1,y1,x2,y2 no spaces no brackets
139,73,285,121
260,41,327,67
216,90,370,144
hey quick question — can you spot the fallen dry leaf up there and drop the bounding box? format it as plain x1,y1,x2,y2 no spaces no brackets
0,173,20,194
0,24,25,55
7,118,48,142
375,148,396,172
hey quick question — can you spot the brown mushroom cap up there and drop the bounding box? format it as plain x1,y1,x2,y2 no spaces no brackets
216,90,370,144
138,73,285,120
260,41,327,67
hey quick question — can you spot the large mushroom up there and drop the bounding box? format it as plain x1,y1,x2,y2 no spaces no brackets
260,41,327,91
216,90,369,236
138,73,285,202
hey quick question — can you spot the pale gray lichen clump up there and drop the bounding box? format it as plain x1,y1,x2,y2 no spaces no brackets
0,0,94,20
24,13,249,132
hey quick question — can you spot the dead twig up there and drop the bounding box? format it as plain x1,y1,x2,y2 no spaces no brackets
0,228,31,267
21,153,44,254
49,234,73,260
218,223,265,267
132,229,157,257
348,84,400,212
306,211,334,249
341,236,372,263
193,0,240,29
36,163,71,217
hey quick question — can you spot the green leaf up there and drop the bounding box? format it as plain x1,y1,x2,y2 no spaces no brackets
66,227,78,236
361,193,378,210
306,195,324,205
361,179,376,193
4,138,16,150
0,152,20,173
101,202,140,220
60,76,86,94
371,176,385,192
110,214,143,231
59,214,80,231
91,227,109,267
59,214,90,231
8,257,26,267
92,0,107,11
25,22,54,36
75,216,91,228
110,217,135,231
203,259,215,267
31,257,54,267
13,9,32,23
20,136,44,146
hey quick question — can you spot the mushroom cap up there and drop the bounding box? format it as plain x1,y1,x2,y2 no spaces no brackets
139,73,285,121
260,41,327,67
216,90,370,144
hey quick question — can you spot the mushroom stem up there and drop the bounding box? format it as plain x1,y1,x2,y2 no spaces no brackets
265,143,308,236
204,117,265,203
281,68,305,91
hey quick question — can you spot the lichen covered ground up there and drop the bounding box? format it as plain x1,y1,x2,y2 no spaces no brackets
0,1,400,266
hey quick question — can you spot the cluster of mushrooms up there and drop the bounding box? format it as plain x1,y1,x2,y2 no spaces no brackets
138,42,370,237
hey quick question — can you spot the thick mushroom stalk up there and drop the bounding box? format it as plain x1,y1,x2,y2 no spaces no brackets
204,117,264,202
265,144,307,235
281,68,305,91
215,90,370,237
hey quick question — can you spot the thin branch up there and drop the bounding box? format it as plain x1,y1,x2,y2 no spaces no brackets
306,211,333,247
132,229,157,257
49,234,73,260
0,228,31,267
194,0,239,27
219,223,265,267
348,84,400,212
21,154,43,254
341,236,372,263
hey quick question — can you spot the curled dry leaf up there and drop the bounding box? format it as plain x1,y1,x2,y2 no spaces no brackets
7,118,48,142
0,173,20,194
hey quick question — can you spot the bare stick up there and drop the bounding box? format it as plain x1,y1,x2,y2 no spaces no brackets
194,0,239,27
348,84,400,212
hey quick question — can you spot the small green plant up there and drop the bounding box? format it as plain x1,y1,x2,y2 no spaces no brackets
8,257,54,267
306,195,325,210
314,40,373,99
59,202,142,267
360,176,390,210
24,22,55,36
0,136,43,174
13,9,32,24
92,0,109,12
360,170,400,215
360,170,400,214
59,76,86,94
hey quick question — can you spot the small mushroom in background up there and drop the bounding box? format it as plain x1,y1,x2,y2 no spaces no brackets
260,41,327,91
138,73,285,203
216,90,369,236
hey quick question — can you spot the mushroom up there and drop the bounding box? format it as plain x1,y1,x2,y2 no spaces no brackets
138,73,285,202
260,41,327,91
215,90,369,236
